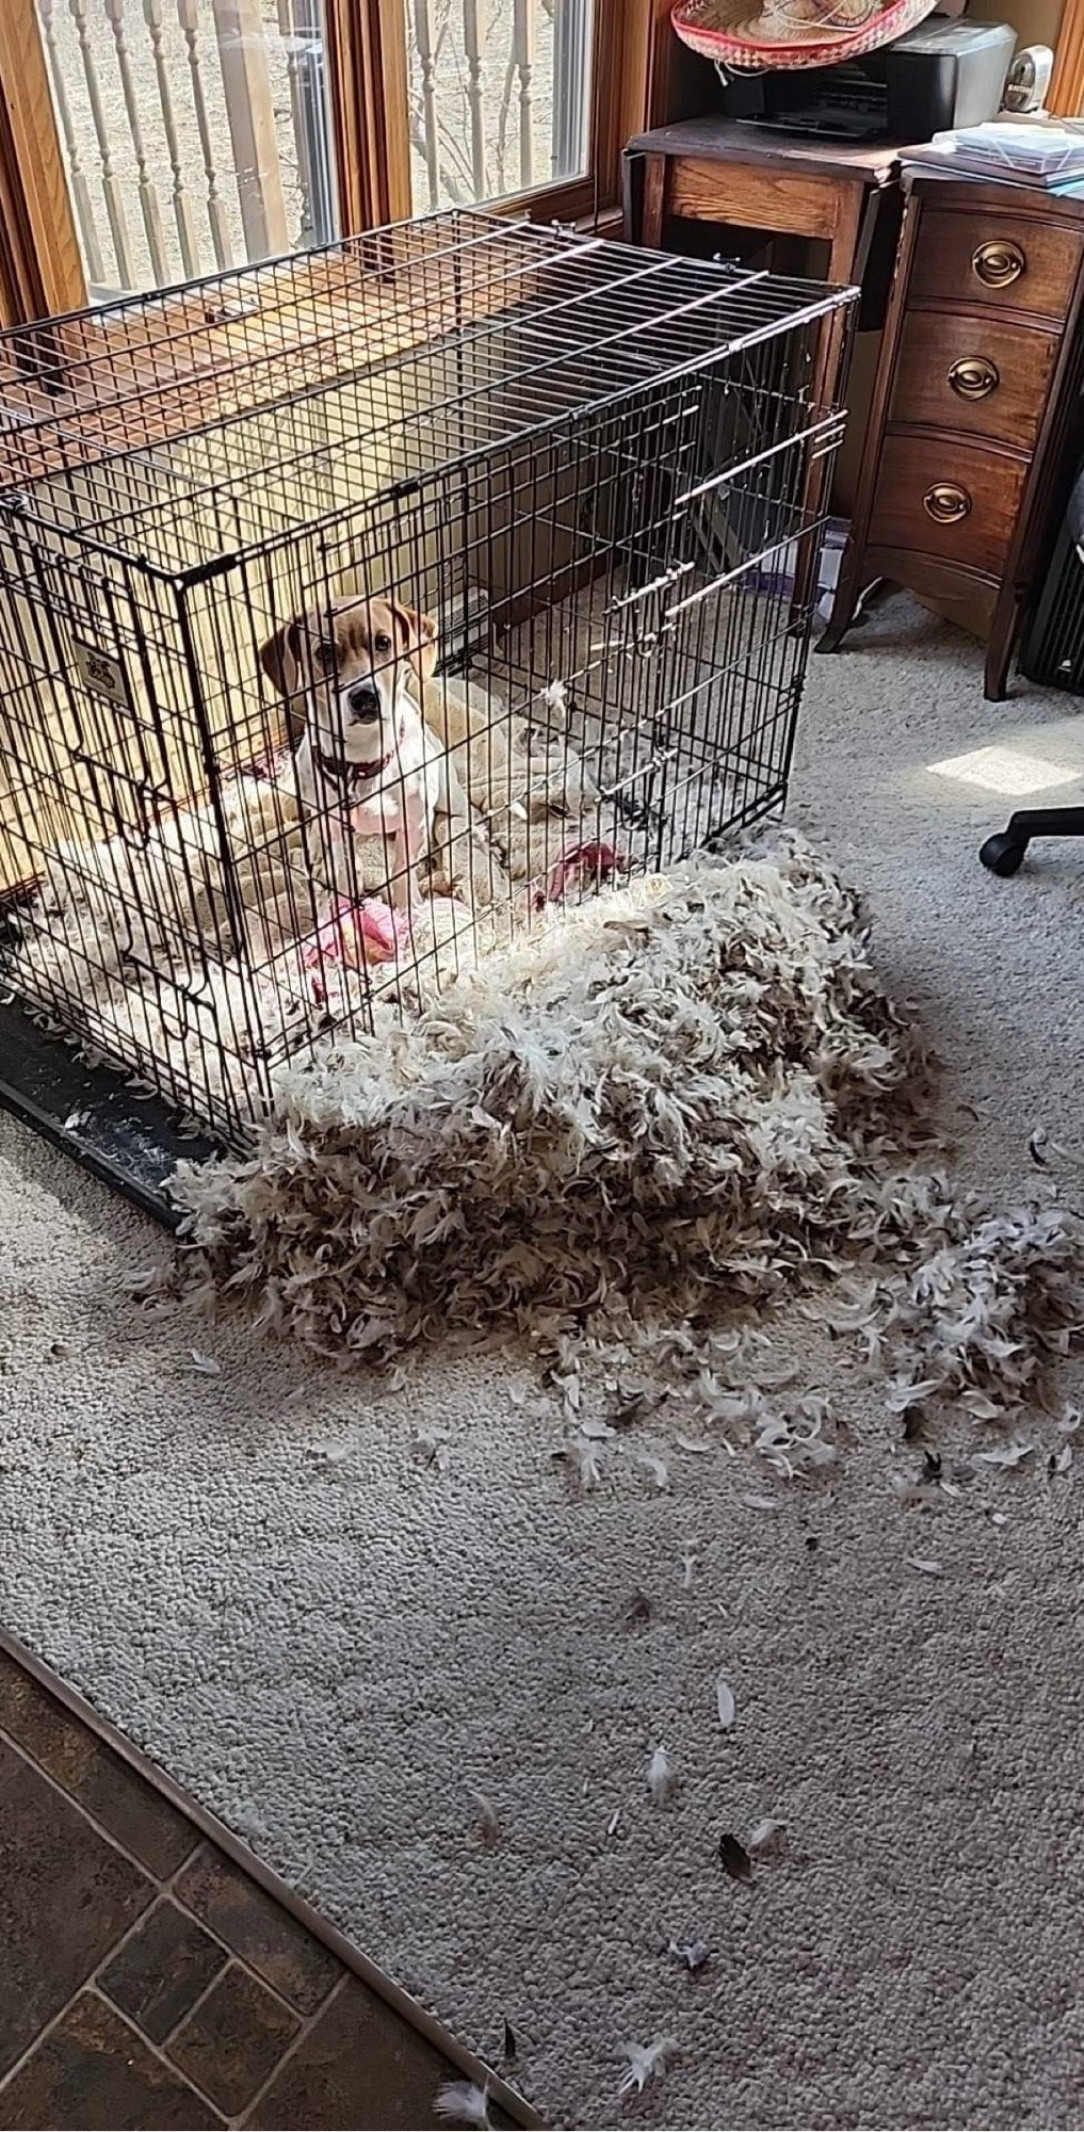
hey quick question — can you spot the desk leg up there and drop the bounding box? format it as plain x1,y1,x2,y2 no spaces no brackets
621,152,638,244
642,155,666,251
791,186,864,628
984,587,1019,701
817,544,883,653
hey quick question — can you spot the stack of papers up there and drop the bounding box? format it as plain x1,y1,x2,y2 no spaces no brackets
906,122,1084,192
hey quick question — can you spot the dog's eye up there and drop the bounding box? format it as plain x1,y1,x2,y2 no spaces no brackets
373,631,392,656
313,641,336,672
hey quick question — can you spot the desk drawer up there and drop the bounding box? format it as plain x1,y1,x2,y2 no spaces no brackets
869,433,1027,578
889,312,1057,452
910,209,1081,320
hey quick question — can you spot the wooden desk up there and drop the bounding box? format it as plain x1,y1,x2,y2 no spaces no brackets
623,119,903,320
623,119,901,613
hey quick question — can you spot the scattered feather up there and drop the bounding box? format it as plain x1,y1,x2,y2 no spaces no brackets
885,1375,940,1416
306,1438,349,1465
415,1427,451,1473
1049,1442,1073,1475
715,1674,736,1730
906,1554,945,1576
637,1452,671,1492
742,1492,780,1512
668,1936,710,1971
679,1548,697,1590
434,2081,491,2127
187,1349,221,1376
1059,1403,1082,1434
606,1805,622,1837
611,1386,668,1430
959,1390,1003,1422
719,1832,753,1882
618,2036,677,2098
888,1473,928,1506
63,1108,88,1132
579,1415,616,1441
675,1434,711,1455
467,1789,500,1848
646,1745,674,1804
553,1434,605,1492
748,1816,786,1852
973,1440,1033,1470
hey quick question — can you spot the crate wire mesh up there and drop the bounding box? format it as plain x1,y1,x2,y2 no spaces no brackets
0,211,853,1145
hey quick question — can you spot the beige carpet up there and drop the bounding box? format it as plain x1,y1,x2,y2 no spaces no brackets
2,594,1083,2128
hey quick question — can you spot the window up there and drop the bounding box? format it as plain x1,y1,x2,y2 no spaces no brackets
38,0,340,300
0,0,662,326
404,0,595,212
324,0,658,235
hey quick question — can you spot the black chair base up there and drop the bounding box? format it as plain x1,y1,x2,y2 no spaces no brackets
979,807,1084,876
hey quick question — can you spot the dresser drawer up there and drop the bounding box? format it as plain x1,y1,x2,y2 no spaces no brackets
869,434,1028,578
910,209,1081,320
889,312,1057,452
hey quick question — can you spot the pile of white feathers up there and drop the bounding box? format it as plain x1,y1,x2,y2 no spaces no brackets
171,839,1084,1438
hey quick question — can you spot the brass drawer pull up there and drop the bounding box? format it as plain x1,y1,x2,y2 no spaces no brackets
924,482,972,525
949,355,1000,400
972,239,1025,289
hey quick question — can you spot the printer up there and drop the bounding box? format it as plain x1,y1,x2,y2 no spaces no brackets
714,17,1018,144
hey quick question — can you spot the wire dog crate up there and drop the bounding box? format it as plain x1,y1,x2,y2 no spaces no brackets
0,210,853,1192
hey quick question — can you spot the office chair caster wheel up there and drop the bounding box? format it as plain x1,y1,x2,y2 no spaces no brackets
979,832,1026,877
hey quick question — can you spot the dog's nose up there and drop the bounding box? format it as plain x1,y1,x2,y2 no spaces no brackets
346,681,381,724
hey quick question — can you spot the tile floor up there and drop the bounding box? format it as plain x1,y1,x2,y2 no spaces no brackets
0,1644,513,2129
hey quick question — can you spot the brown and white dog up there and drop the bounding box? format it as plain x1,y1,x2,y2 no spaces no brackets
259,592,465,913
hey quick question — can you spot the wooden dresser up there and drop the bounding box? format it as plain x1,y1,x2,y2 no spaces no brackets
820,171,1084,699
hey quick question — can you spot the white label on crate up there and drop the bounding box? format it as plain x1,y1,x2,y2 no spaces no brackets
73,639,129,708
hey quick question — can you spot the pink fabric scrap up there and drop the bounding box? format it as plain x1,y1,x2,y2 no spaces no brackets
534,839,625,911
302,895,408,994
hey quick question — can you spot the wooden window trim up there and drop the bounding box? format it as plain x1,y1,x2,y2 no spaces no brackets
1050,0,1084,116
0,0,86,328
324,0,414,231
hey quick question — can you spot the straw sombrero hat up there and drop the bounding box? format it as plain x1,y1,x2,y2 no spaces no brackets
672,0,940,71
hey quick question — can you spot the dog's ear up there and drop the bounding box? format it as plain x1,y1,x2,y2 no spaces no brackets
258,614,311,750
390,599,439,687
258,614,305,699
